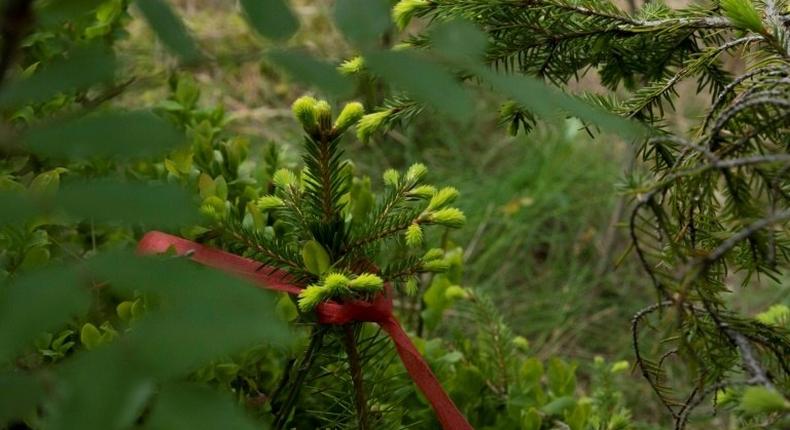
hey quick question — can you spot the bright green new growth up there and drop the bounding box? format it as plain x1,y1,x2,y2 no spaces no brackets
257,195,285,211
297,272,384,311
382,168,400,186
272,168,298,189
356,110,393,142
428,186,459,210
292,95,319,131
348,273,384,292
720,0,765,33
338,56,365,75
392,0,430,29
408,184,437,199
333,102,365,134
215,95,466,313
405,223,423,247
427,207,466,228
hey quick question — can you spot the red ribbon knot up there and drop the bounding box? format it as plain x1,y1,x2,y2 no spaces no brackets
316,291,393,325
137,231,473,430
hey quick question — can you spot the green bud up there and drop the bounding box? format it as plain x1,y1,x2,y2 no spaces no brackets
405,223,423,247
610,360,630,374
428,187,459,210
408,185,437,199
756,304,789,326
423,248,444,260
338,56,365,75
392,0,430,29
444,285,468,300
739,387,790,415
356,110,392,142
273,168,298,189
405,163,428,182
404,277,418,295
292,96,318,131
512,336,529,350
323,272,351,295
383,169,400,186
334,102,365,133
257,195,285,211
298,284,330,312
422,258,450,272
716,388,737,406
428,207,466,228
314,100,333,131
349,273,384,292
200,196,228,220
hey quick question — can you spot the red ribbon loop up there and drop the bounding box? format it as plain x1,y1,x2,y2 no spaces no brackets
137,231,473,430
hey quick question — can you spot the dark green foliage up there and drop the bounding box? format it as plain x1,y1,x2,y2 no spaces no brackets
391,0,790,427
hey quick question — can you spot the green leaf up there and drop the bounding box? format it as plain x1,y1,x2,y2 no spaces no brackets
19,246,50,270
198,173,216,199
430,20,488,64
521,357,544,388
267,49,353,97
333,0,390,49
0,266,90,361
145,383,260,430
476,67,646,139
30,167,68,196
0,45,116,108
547,357,576,397
366,50,473,120
80,323,102,350
48,348,155,430
521,407,542,430
23,111,185,159
214,175,228,200
38,0,107,26
55,181,198,227
565,401,591,430
275,294,299,322
739,387,789,415
45,252,292,429
136,0,202,63
0,191,37,225
239,0,299,41
541,396,576,416
0,181,197,227
302,240,331,275
0,372,45,424
117,301,134,321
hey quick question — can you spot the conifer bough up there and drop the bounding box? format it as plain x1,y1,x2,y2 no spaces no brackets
390,0,790,427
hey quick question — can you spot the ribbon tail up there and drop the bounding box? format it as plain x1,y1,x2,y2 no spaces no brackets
378,316,473,430
137,231,301,295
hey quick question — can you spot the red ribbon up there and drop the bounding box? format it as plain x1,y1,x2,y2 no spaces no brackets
137,231,473,430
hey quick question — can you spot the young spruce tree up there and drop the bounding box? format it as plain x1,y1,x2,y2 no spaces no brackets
203,96,467,429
